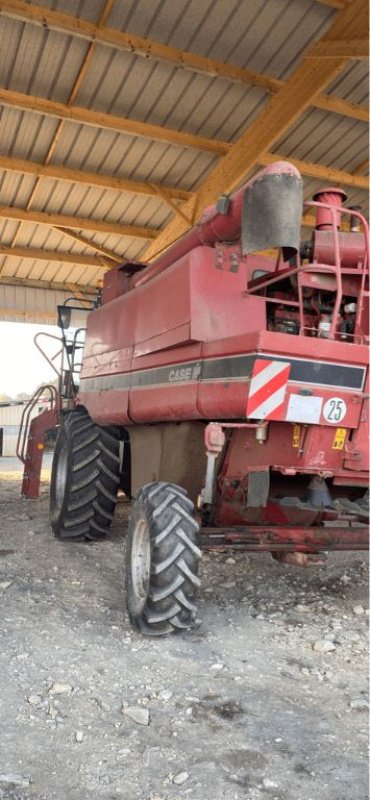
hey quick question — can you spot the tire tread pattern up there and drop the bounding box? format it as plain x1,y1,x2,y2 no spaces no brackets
127,482,201,636
50,409,119,541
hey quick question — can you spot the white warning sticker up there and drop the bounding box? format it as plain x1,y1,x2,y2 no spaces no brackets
286,394,323,424
323,397,347,424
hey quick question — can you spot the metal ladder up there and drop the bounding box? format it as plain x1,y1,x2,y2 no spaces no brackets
16,384,60,498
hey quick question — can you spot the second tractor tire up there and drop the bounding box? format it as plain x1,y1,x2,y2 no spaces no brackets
126,481,201,636
50,409,120,540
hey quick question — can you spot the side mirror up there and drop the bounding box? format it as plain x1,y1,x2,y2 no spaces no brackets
57,306,71,330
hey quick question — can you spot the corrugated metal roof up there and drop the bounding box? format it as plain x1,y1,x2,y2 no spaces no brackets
0,282,92,323
0,0,367,302
274,108,369,211
327,60,369,106
106,0,334,78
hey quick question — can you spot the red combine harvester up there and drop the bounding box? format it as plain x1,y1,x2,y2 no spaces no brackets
18,161,369,635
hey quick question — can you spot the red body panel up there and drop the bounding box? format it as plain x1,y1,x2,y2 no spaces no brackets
80,248,272,423
79,282,367,434
77,165,369,514
20,163,368,563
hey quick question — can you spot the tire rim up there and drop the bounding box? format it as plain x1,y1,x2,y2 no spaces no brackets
131,517,151,610
55,440,68,513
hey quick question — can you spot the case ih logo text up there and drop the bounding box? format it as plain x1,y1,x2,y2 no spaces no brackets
169,362,202,382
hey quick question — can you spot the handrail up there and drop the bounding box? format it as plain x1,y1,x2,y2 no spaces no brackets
299,326,364,345
34,328,87,397
246,260,340,295
16,384,58,465
246,200,369,340
34,332,64,377
70,328,86,374
304,201,369,339
305,200,370,339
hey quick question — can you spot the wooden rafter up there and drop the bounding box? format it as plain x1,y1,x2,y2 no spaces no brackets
308,38,368,59
0,276,96,294
313,93,367,122
0,150,367,252
148,184,194,224
66,282,95,306
143,0,368,262
1,151,367,199
7,0,117,260
0,245,114,268
0,1,286,94
0,154,192,236
3,227,123,277
0,307,62,322
0,206,159,239
0,154,191,201
56,228,123,264
0,87,367,165
0,88,230,156
259,152,369,190
27,0,115,176
0,0,366,123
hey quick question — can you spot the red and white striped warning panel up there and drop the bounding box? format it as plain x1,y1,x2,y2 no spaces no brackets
247,359,291,420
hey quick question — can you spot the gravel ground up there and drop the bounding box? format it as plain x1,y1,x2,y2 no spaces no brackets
0,464,368,800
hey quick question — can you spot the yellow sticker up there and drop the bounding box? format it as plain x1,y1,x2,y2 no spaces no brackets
332,428,346,450
293,424,300,448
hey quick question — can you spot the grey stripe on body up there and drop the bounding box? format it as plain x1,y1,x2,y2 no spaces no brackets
79,353,365,394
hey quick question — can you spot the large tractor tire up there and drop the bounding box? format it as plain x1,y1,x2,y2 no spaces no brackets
126,482,201,636
50,409,120,540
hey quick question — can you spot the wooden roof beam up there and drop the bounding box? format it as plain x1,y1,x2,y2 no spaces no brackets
0,1,278,93
0,88,230,156
259,152,369,190
308,38,368,59
0,87,367,170
0,1,366,123
4,0,120,259
2,153,366,237
0,154,193,231
312,93,368,122
0,307,64,322
66,282,96,306
0,276,96,294
143,0,368,262
0,154,192,202
55,228,123,264
0,205,159,239
0,245,114,268
0,153,366,214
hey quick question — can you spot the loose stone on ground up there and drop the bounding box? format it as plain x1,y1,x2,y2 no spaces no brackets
0,472,368,800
